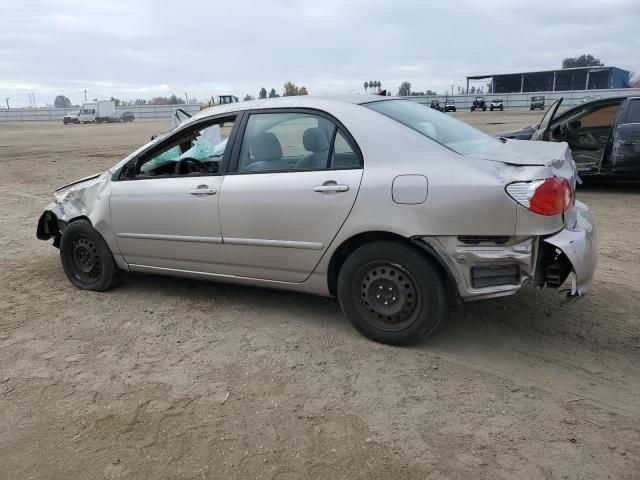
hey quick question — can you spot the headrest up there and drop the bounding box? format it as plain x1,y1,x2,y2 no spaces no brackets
252,132,282,161
303,128,329,153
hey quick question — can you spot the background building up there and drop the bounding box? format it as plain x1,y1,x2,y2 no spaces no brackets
466,66,630,94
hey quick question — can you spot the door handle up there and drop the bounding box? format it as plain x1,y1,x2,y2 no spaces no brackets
189,186,217,195
314,184,349,193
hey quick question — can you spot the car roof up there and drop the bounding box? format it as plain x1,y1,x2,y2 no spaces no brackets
190,95,391,122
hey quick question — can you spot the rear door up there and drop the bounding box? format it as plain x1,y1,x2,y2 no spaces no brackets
530,98,563,141
219,109,363,283
604,98,640,176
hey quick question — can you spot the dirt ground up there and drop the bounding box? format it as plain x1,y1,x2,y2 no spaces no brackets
1,111,639,479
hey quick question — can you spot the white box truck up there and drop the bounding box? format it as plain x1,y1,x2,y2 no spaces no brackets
78,100,118,123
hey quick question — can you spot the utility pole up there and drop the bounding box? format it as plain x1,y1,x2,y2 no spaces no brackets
83,89,87,101
185,92,188,104
5,98,9,109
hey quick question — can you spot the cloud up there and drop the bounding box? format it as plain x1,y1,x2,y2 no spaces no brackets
1,0,638,107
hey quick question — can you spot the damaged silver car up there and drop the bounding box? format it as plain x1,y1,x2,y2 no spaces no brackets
37,96,597,344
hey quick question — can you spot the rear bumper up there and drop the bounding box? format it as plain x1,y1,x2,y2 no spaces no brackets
541,200,597,295
416,201,597,300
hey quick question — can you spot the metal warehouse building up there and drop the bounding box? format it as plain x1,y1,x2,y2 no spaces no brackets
466,66,630,94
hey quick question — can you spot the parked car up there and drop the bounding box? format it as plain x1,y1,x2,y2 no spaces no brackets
530,96,545,110
120,111,135,122
443,100,456,112
430,99,443,111
37,96,596,345
489,99,504,111
471,96,486,111
62,110,79,125
496,96,640,181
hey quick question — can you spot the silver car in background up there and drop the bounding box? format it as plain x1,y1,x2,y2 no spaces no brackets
37,96,597,344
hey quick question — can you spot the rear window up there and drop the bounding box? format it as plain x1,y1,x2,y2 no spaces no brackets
625,99,640,124
365,100,500,155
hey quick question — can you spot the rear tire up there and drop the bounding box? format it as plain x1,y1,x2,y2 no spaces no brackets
60,219,122,291
337,241,448,345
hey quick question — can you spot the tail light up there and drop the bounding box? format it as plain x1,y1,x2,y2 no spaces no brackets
506,177,573,216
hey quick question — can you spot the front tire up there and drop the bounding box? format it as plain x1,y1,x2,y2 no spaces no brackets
60,220,122,291
337,241,447,345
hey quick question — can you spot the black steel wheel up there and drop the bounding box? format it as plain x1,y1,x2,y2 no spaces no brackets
70,235,102,284
60,219,122,291
355,261,421,332
337,241,448,345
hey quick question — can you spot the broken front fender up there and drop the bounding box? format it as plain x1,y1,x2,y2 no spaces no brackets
541,200,597,295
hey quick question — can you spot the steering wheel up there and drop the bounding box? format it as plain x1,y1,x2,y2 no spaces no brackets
174,157,209,175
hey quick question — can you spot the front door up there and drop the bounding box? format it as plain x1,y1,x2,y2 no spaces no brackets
604,98,640,176
530,98,562,141
110,115,238,273
219,110,363,282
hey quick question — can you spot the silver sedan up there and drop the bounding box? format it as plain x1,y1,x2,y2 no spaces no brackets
37,96,597,344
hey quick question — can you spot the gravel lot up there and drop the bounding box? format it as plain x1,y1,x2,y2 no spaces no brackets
1,111,639,479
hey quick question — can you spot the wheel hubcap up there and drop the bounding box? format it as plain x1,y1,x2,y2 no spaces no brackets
355,262,421,331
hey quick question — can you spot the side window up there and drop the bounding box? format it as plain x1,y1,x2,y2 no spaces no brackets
237,113,336,173
575,104,619,128
551,103,620,146
330,130,360,168
127,118,234,179
623,100,640,124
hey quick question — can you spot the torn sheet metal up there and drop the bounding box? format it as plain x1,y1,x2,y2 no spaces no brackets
542,200,598,295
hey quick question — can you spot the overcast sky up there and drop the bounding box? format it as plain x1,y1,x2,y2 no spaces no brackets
2,0,639,107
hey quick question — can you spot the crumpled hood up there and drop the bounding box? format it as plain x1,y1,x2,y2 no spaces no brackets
50,170,111,221
55,172,103,194
467,138,571,168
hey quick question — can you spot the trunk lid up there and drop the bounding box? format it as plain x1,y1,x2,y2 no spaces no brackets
467,138,573,168
468,139,579,197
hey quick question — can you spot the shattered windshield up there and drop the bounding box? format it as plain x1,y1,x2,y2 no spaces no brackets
366,100,500,156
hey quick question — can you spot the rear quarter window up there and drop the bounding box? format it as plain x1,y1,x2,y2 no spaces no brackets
366,99,500,156
624,100,640,124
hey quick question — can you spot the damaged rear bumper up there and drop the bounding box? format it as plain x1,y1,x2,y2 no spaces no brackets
415,201,597,300
539,200,597,296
